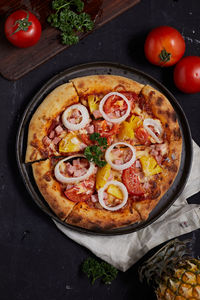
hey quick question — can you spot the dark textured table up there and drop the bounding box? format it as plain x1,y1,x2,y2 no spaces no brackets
1,1,200,299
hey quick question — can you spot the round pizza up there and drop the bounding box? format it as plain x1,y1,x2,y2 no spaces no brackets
25,75,182,231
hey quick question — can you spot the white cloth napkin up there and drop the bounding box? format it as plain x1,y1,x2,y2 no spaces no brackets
54,141,200,272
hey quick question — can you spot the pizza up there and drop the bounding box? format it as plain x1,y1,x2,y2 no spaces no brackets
25,75,182,231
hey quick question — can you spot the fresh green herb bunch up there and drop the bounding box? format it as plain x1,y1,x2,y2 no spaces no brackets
84,133,108,167
47,0,94,45
82,257,118,285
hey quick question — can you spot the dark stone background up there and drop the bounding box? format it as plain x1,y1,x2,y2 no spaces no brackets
0,0,200,299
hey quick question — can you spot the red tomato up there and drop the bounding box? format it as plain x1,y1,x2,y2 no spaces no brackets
64,176,95,202
174,56,200,93
104,95,127,114
4,10,41,48
80,134,93,146
93,120,120,138
120,92,138,110
135,127,149,144
122,165,144,196
144,26,185,67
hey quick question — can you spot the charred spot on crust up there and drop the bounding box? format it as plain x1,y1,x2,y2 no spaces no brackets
151,190,161,199
171,112,177,122
121,220,132,226
149,180,157,189
167,164,178,172
104,223,116,230
156,97,163,106
173,128,182,140
89,224,102,231
165,123,169,128
129,206,133,214
43,172,51,182
168,179,173,185
69,215,83,224
149,91,155,100
58,211,66,219
77,81,84,89
166,110,171,118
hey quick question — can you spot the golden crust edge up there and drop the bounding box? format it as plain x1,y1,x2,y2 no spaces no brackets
25,82,79,163
32,159,76,221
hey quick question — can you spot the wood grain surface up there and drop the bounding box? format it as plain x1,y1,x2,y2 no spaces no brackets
0,0,140,80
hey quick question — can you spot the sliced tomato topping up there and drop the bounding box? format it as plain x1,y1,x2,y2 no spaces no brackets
122,164,145,196
120,92,138,101
80,133,93,145
104,94,127,114
135,127,150,144
64,176,95,202
120,92,138,110
93,120,120,138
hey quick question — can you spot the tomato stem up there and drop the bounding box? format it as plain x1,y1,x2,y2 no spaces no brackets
11,11,32,35
159,49,171,64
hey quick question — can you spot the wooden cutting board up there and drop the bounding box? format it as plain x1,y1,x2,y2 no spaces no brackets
0,0,140,80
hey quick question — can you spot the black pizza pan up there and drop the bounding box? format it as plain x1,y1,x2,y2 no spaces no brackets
16,62,193,235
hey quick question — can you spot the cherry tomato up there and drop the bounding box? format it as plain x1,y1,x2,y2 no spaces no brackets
144,26,185,67
135,127,149,144
122,164,144,196
64,176,95,202
4,10,41,48
93,120,120,138
174,56,200,93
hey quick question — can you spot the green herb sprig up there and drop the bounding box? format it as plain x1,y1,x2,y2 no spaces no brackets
82,257,118,285
84,133,108,167
47,0,94,45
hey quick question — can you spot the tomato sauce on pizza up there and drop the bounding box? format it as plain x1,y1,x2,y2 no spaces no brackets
26,75,182,230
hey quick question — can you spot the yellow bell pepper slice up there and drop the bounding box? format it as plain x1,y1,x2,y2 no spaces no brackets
88,95,99,113
107,184,123,200
118,115,142,140
59,132,82,153
140,156,163,176
96,164,111,190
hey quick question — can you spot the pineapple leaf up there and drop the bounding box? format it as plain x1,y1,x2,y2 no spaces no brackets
139,239,193,288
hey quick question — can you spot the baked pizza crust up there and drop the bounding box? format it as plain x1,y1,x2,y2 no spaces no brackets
70,75,144,96
25,82,79,163
25,75,183,231
140,85,182,142
132,168,177,221
66,201,141,230
133,141,182,220
32,159,76,220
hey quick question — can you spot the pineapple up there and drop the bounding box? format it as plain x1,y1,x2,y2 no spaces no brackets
139,239,200,300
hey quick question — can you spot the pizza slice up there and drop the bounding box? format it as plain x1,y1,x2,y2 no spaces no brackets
32,155,142,230
116,84,182,146
137,85,182,143
26,76,145,163
25,82,79,163
123,142,182,220
70,75,145,145
32,158,77,220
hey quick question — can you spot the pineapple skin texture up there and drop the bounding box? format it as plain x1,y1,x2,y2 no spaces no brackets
156,259,200,300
